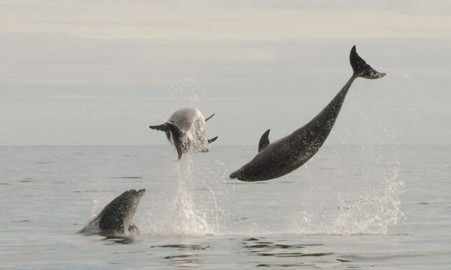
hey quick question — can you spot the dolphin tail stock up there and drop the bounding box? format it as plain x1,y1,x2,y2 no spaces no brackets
207,136,218,144
163,122,184,160
258,129,271,152
205,113,215,121
350,46,386,79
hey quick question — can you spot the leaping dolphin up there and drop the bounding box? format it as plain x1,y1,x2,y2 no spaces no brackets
80,189,146,237
149,108,218,160
229,46,385,182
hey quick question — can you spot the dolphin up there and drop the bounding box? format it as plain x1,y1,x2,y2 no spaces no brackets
229,46,385,182
149,108,218,159
80,189,146,236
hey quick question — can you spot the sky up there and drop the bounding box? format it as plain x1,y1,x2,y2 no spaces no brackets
1,0,450,145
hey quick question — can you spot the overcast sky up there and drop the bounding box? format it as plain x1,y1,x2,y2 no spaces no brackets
1,0,450,145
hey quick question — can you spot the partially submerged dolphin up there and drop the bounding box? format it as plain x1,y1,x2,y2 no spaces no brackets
80,189,145,237
230,46,385,182
149,108,218,159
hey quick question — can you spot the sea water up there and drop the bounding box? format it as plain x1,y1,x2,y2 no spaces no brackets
0,144,450,269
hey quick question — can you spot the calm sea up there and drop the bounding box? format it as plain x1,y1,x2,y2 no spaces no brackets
1,145,450,269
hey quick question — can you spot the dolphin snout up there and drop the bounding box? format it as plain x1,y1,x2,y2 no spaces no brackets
229,171,243,180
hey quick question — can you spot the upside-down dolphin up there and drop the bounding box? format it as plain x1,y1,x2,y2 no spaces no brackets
80,189,145,237
229,46,385,182
149,108,218,160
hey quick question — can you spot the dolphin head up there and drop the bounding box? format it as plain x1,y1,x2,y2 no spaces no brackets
229,170,244,180
97,189,146,234
229,166,256,182
120,188,146,212
229,146,286,182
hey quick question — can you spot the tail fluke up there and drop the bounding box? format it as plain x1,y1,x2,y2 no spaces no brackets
350,46,385,79
149,123,172,141
149,124,167,131
150,122,184,159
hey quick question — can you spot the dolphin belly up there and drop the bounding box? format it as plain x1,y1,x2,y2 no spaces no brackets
230,134,315,181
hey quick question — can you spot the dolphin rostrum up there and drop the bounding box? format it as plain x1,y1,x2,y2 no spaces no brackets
229,46,385,182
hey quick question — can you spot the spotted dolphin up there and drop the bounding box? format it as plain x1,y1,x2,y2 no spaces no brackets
149,108,218,160
80,189,145,237
229,46,385,181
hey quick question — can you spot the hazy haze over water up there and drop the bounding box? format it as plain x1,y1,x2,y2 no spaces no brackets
0,0,450,146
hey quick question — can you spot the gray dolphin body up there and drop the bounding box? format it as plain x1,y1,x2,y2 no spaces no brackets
229,46,385,182
80,189,146,236
149,108,218,160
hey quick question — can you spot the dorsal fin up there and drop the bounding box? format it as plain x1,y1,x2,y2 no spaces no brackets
205,113,215,121
258,129,271,152
208,136,218,144
165,122,184,160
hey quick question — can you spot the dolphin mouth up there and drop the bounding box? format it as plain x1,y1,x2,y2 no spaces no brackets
229,171,244,180
136,189,146,197
230,170,258,182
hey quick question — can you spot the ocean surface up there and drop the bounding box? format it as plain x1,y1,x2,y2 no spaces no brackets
1,144,450,269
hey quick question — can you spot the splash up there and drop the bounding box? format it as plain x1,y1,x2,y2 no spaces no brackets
139,145,404,236
141,156,220,236
170,158,213,235
330,167,405,234
290,145,405,235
